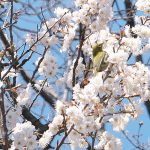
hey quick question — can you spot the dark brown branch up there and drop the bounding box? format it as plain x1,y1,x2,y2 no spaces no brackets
29,79,47,110
55,125,74,150
17,50,34,68
0,89,10,149
125,0,135,27
0,28,10,48
72,24,85,87
22,107,48,134
30,46,48,82
91,132,97,150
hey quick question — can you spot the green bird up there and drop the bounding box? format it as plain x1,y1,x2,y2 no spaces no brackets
92,43,109,73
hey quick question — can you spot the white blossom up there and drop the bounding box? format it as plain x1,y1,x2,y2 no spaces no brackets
109,114,130,132
12,121,37,150
38,52,58,77
136,0,150,14
16,83,33,106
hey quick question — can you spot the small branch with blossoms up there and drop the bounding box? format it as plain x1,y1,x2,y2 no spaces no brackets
55,124,74,150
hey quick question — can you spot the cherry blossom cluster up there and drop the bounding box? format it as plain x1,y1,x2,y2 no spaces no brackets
73,0,113,31
136,0,150,14
36,52,58,78
1,0,150,149
16,83,33,106
10,121,37,150
95,131,122,150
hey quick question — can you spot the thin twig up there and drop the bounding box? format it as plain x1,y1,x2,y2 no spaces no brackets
55,125,74,150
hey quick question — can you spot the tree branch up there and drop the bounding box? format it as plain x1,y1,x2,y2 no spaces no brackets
0,88,10,149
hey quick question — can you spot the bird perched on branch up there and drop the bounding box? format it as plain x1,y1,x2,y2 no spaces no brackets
92,43,108,73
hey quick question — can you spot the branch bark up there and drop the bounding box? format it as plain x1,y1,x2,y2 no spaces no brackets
0,89,10,149
72,24,85,87
22,107,48,134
